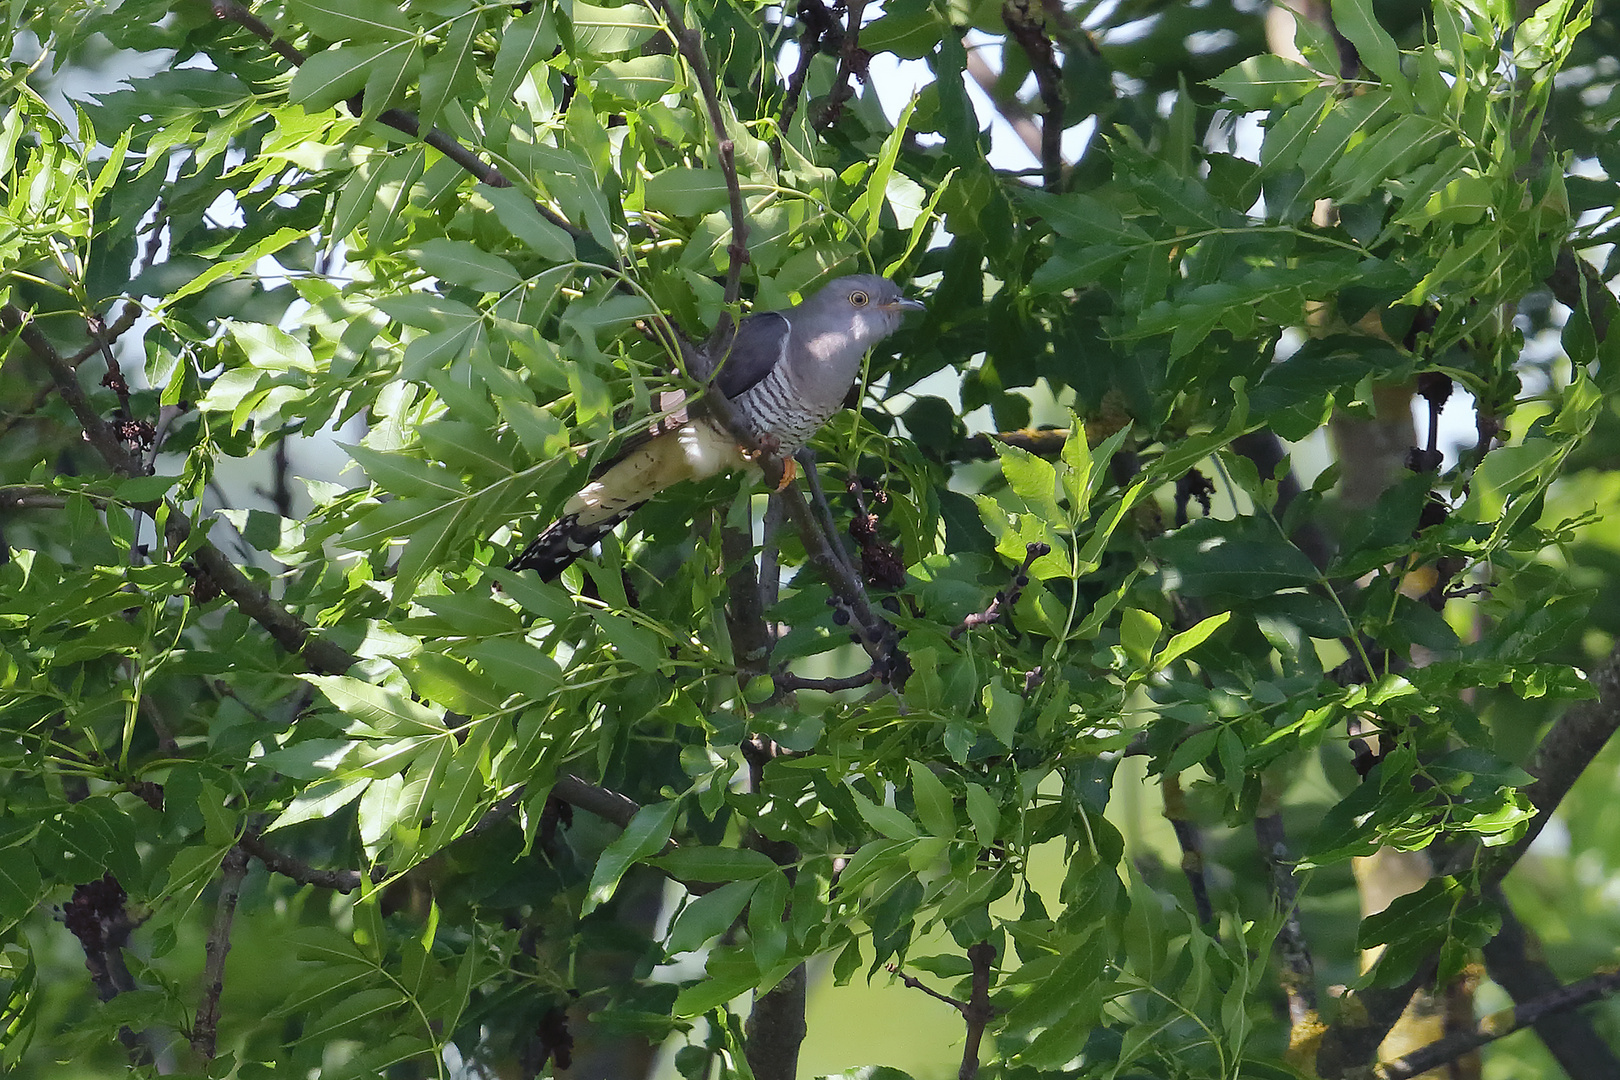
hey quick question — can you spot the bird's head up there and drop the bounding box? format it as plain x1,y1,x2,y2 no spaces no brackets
802,274,926,346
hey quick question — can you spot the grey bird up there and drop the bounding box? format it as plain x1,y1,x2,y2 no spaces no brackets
508,274,925,579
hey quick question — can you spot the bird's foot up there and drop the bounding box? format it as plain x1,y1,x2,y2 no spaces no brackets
737,435,795,490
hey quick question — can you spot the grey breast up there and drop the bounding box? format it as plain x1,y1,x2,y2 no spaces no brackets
734,358,830,451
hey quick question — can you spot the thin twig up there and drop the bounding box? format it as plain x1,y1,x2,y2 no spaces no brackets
1376,969,1620,1080
796,450,860,584
191,844,249,1060
778,483,893,668
952,541,1047,639
647,0,750,310
3,306,141,475
4,305,362,676
888,964,969,1011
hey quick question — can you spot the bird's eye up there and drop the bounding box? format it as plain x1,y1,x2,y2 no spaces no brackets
849,290,869,307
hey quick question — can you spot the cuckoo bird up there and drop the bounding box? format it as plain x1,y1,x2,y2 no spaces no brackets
508,274,924,579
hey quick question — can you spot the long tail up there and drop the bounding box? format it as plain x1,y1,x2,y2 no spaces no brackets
506,418,744,580
506,503,645,580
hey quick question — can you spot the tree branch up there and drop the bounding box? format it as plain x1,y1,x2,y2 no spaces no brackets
1481,883,1620,1080
1314,960,1437,1078
1496,638,1620,877
1163,773,1214,925
817,0,871,127
208,0,584,242
740,739,807,1080
775,0,836,148
773,666,878,693
239,829,369,893
1001,0,1066,191
963,48,1044,166
1375,968,1620,1080
959,940,996,1080
952,426,1070,461
647,0,750,310
191,844,249,1061
1255,812,1318,1033
4,305,363,677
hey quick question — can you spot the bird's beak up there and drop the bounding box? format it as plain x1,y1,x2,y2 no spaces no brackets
881,297,926,314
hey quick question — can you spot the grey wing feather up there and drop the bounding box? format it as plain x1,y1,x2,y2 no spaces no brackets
712,311,790,398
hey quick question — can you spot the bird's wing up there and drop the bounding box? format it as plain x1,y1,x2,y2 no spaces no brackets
586,388,689,481
711,310,790,399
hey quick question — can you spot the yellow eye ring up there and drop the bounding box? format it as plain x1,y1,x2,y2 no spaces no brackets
849,290,870,307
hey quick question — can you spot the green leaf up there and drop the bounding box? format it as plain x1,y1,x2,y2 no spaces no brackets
1003,928,1104,1031
411,238,522,294
1331,0,1410,104
418,9,481,129
847,786,919,840
583,800,679,914
594,612,666,671
569,1,660,56
289,43,392,113
1120,608,1162,666
299,987,405,1042
360,39,423,120
908,761,956,838
964,783,999,848
489,9,557,107
0,850,43,924
1021,189,1148,245
344,443,465,498
994,441,1062,523
1155,611,1232,669
595,55,681,102
424,717,499,851
982,681,1020,748
409,652,507,715
672,948,760,1015
287,0,412,43
855,95,919,242
479,184,576,263
305,675,446,736
1207,54,1323,110
265,775,373,834
650,847,780,882
460,637,564,695
666,880,756,953
1030,244,1130,294
159,227,306,307
643,168,731,216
